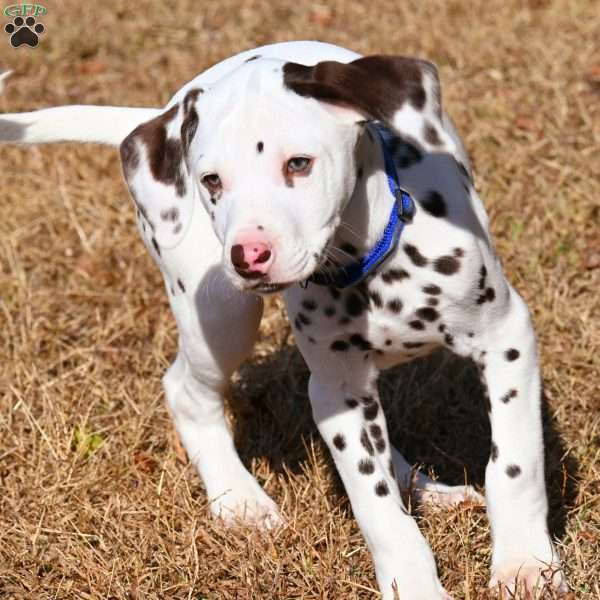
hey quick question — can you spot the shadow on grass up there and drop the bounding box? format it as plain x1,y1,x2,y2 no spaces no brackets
231,344,578,538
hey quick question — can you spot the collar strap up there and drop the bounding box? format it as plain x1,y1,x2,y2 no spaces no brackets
307,125,415,289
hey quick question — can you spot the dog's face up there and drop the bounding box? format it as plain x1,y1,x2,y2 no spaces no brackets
120,55,446,294
188,60,363,293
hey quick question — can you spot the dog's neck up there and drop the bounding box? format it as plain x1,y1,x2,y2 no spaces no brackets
332,125,402,268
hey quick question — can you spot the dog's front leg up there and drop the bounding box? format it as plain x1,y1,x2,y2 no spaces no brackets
477,286,566,596
162,265,283,529
308,374,451,600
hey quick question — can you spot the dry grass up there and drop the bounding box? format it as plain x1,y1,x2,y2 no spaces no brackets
1,0,599,598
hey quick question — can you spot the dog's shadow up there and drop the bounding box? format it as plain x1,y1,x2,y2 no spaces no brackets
231,342,578,537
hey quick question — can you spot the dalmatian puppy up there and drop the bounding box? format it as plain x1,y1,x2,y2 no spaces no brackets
0,41,566,599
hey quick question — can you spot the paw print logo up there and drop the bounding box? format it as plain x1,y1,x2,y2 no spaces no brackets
5,16,45,48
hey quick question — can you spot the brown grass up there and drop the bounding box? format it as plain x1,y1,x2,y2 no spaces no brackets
1,0,599,598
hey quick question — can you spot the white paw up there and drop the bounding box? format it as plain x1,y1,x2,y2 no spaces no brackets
208,479,284,529
416,482,485,508
490,557,568,598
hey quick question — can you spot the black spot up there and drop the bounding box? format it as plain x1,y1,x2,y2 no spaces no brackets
438,323,446,332
324,305,336,317
360,429,374,456
500,389,518,404
404,243,428,267
433,255,460,275
369,424,382,438
389,459,395,478
257,225,264,231
381,268,410,283
506,465,521,478
358,459,375,474
423,284,442,295
468,331,475,337
375,480,390,496
357,166,364,179
476,287,496,305
490,442,499,462
307,336,316,344
387,299,403,313
444,333,454,346
177,278,185,293
416,307,439,322
340,242,358,256
160,206,180,222
302,299,317,311
483,390,491,413
350,334,372,351
423,121,442,146
427,297,439,306
257,141,264,153
210,197,217,205
454,247,465,258
151,237,161,256
420,190,447,217
329,287,341,300
333,434,346,451
409,320,425,330
394,140,423,169
385,339,392,346
480,265,487,278
345,398,359,409
297,312,311,325
345,292,366,317
505,349,520,361
363,401,379,421
375,438,386,453
403,341,424,349
369,291,383,309
293,317,303,331
330,340,349,352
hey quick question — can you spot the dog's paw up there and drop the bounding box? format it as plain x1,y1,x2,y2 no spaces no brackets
490,558,567,598
209,479,284,529
416,482,485,508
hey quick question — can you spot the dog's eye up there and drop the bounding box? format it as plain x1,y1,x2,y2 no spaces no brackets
201,173,222,194
286,156,313,174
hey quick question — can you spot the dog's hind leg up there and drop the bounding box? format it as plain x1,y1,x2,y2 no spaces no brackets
390,446,485,507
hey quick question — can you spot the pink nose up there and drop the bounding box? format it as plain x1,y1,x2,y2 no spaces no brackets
230,241,273,278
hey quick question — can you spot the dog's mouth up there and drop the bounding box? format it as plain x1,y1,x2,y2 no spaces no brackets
249,281,291,295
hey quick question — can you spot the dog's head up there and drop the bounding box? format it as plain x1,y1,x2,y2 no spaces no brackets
120,55,449,294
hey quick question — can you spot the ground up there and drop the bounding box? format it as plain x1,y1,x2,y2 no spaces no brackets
0,0,598,598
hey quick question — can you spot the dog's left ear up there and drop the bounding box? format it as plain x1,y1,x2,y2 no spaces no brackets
119,88,202,249
283,56,455,153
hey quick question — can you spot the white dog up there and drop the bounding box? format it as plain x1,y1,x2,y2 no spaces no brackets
0,41,566,599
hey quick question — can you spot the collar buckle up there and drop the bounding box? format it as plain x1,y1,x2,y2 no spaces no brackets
395,188,415,224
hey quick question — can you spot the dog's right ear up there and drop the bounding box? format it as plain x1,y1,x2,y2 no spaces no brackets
119,88,202,250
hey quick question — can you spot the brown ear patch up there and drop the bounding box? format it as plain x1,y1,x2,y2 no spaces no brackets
181,88,202,158
120,104,186,197
283,56,439,123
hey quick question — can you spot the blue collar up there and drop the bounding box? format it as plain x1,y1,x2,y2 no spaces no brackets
306,125,415,289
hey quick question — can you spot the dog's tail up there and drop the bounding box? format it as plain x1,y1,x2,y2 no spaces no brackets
0,71,160,147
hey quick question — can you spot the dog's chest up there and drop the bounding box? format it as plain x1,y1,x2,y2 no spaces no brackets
287,244,472,367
